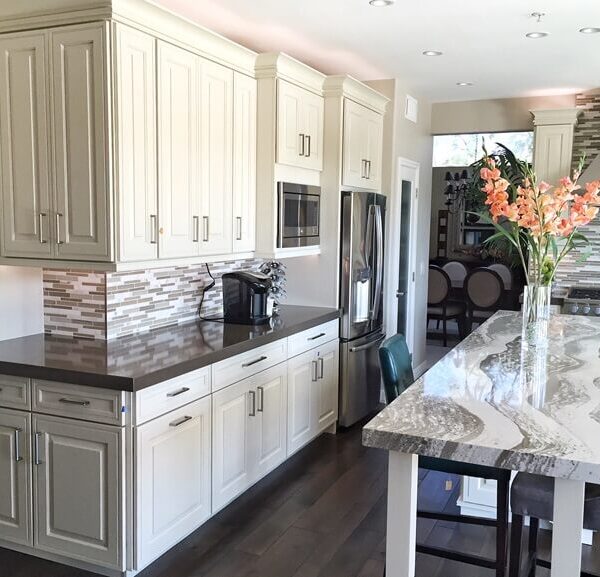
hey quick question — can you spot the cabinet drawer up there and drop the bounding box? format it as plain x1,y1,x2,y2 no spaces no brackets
32,380,126,426
212,339,287,393
287,320,339,358
135,366,211,425
0,375,30,410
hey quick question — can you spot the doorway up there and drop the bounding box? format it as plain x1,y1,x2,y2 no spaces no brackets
385,157,419,353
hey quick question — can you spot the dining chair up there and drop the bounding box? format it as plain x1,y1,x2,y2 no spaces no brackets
465,267,504,332
509,472,600,577
442,260,469,289
427,265,466,347
378,334,511,577
488,263,513,291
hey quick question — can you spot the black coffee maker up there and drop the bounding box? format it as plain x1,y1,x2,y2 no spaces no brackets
222,272,272,325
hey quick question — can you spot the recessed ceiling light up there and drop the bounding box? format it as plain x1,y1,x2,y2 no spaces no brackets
369,0,394,6
526,31,549,38
456,82,473,86
580,27,600,34
423,50,443,56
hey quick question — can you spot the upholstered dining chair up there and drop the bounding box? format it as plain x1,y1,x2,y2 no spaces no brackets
488,263,513,291
378,334,511,577
427,265,466,346
464,267,504,332
509,473,600,577
442,260,469,289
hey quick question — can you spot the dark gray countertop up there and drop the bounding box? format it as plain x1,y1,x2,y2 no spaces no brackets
0,305,340,391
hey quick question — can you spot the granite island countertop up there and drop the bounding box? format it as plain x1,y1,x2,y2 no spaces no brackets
0,305,340,391
363,310,600,482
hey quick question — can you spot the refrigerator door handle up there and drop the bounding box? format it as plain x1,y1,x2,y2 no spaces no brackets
371,204,384,321
349,333,386,353
365,204,374,265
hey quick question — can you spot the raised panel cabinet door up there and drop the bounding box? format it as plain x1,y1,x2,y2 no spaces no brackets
342,99,368,189
157,41,199,259
114,24,157,262
51,23,111,260
301,90,324,171
212,378,253,512
276,79,304,167
0,33,53,258
315,340,339,432
287,349,316,455
0,409,32,546
199,59,233,256
365,108,384,191
136,397,211,569
254,363,287,480
232,72,256,253
33,415,123,570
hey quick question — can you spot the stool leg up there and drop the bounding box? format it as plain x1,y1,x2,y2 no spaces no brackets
527,517,539,577
497,476,510,577
442,317,447,347
509,514,524,577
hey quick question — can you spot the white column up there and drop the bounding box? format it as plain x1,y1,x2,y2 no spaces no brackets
531,108,581,184
386,451,419,577
551,477,585,577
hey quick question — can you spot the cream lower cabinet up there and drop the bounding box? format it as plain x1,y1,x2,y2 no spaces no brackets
0,409,32,547
212,362,287,512
136,397,211,569
288,339,339,455
33,414,123,570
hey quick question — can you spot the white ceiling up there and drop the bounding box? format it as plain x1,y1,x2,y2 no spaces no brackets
156,0,600,103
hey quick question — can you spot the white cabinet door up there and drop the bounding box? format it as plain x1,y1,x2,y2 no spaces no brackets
342,99,368,189
212,378,254,512
0,33,53,258
315,340,339,432
137,397,211,569
33,415,123,569
114,24,157,262
0,409,31,546
157,41,199,259
302,89,324,171
51,23,111,261
232,72,256,254
277,79,304,167
199,60,233,256
254,363,287,480
365,107,384,191
287,349,316,455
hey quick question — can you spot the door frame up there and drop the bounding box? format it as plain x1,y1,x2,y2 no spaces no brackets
385,157,420,353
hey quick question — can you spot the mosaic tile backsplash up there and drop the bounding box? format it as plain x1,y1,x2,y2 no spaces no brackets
43,259,263,340
554,93,600,290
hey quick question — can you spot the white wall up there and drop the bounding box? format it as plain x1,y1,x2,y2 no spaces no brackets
0,267,44,340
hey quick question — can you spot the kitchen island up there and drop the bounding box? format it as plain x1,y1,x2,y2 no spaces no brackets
364,310,600,577
0,305,340,576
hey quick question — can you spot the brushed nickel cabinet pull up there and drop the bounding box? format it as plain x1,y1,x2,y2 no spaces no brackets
14,428,22,463
193,216,199,242
34,432,42,465
299,133,305,156
257,386,264,412
305,135,311,158
312,360,318,382
150,214,158,244
167,387,190,398
203,216,209,242
236,216,242,241
248,390,256,417
59,397,90,407
39,213,47,244
242,355,267,368
367,160,372,179
169,415,192,428
307,332,326,341
318,357,324,379
56,213,63,244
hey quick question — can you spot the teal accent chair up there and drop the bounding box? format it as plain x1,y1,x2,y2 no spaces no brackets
378,334,510,576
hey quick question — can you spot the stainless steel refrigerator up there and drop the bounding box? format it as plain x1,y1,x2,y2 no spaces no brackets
338,190,386,427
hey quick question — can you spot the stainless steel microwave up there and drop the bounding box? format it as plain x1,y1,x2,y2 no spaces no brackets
277,182,321,248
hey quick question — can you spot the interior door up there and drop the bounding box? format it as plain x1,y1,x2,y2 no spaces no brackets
33,415,123,569
0,32,53,258
396,179,413,337
157,40,199,258
51,23,111,261
0,409,31,546
287,349,315,455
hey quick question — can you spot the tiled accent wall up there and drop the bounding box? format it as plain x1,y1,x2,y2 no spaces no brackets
44,259,263,340
554,94,600,290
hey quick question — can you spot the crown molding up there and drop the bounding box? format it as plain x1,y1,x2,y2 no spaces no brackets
323,75,389,114
255,52,325,95
531,108,582,126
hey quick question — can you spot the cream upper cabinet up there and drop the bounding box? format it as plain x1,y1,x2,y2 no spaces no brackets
0,409,32,547
277,79,323,171
33,415,123,569
0,33,52,258
199,60,233,256
342,99,384,191
157,41,199,259
114,24,157,262
232,72,256,253
51,23,111,261
136,397,211,569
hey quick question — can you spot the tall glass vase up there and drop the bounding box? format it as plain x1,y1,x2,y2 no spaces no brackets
522,282,552,344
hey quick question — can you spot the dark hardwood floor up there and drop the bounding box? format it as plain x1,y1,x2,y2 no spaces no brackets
3,422,600,577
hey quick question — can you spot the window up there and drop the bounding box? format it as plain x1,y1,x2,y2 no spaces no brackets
433,131,534,167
